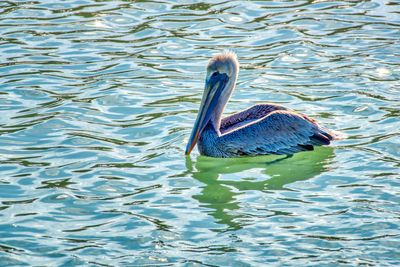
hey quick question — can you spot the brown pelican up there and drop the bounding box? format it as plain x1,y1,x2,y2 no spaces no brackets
185,51,340,157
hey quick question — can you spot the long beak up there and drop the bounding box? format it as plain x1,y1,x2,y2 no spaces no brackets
185,72,229,155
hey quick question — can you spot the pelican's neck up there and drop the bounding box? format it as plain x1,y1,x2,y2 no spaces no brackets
209,73,237,133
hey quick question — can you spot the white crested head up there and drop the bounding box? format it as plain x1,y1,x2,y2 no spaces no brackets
206,51,239,78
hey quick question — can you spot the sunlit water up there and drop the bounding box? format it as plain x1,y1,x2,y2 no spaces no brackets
1,0,399,266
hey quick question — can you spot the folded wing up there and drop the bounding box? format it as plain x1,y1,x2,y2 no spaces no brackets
218,110,334,156
220,103,291,134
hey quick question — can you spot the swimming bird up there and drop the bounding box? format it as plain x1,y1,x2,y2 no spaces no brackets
185,51,339,158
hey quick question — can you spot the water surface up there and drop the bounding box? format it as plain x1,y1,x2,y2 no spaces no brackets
0,0,399,266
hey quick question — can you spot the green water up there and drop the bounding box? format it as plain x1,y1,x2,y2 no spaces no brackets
0,0,399,266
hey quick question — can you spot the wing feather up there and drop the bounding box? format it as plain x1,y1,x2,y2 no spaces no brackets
220,103,291,134
218,110,332,156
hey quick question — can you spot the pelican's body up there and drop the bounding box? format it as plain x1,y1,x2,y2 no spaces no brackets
185,51,339,158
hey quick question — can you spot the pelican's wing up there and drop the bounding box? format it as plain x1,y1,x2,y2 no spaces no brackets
220,103,292,134
218,110,334,156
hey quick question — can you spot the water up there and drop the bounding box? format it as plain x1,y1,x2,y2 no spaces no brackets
0,0,399,265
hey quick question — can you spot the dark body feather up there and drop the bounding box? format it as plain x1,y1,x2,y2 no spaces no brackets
198,103,334,158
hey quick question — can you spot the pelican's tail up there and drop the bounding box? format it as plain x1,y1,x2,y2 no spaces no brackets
319,128,347,141
330,129,347,140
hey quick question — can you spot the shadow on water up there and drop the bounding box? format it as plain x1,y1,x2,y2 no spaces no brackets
185,147,335,231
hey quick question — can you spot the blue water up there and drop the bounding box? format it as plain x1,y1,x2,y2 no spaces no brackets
0,0,399,266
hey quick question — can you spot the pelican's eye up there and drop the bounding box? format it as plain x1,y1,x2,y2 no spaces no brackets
211,71,219,77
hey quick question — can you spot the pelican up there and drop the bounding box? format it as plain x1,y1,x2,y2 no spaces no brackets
185,51,340,158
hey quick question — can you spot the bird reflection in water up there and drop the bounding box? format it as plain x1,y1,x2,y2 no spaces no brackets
185,147,335,231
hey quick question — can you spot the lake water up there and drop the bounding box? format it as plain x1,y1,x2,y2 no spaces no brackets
0,0,399,266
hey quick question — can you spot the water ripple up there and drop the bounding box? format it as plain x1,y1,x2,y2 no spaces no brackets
0,0,399,265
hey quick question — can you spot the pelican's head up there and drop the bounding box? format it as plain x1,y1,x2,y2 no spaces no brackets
206,50,239,81
185,51,239,155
